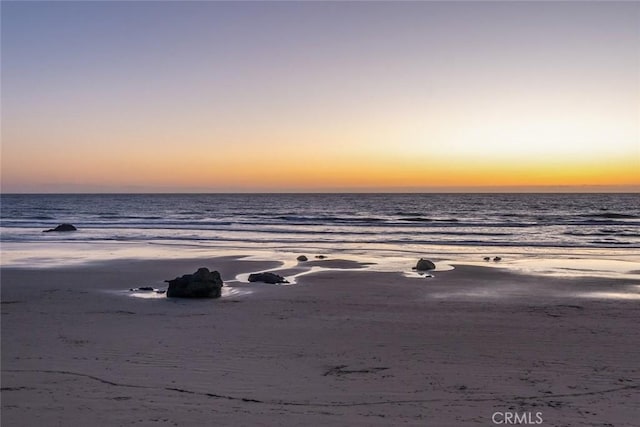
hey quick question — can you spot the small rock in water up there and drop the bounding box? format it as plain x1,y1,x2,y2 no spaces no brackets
315,255,327,259
43,223,77,233
137,287,154,291
483,257,491,261
248,272,289,284
493,256,502,262
297,255,308,262
415,258,436,271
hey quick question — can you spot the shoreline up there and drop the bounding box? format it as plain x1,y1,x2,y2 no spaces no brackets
2,241,639,280
2,256,639,425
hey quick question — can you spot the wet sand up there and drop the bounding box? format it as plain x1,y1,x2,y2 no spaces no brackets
1,256,639,426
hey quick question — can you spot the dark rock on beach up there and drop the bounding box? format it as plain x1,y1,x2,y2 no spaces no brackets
297,255,308,262
315,255,327,259
43,223,77,233
165,267,223,298
248,272,289,284
415,258,436,271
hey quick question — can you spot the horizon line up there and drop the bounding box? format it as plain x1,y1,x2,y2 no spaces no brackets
2,186,639,195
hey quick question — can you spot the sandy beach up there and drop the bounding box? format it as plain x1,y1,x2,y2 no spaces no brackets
4,0,639,424
2,256,638,426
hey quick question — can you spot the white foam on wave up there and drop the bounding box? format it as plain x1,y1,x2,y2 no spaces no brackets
576,291,640,300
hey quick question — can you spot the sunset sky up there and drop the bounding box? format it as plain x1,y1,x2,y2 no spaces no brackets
2,1,639,193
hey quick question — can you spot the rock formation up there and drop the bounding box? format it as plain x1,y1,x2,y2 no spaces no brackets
415,258,436,271
165,267,223,298
43,223,77,232
248,272,289,284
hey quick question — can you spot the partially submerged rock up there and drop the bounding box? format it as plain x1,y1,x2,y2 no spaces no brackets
43,223,77,232
248,272,288,284
297,255,308,262
165,267,223,298
415,258,436,271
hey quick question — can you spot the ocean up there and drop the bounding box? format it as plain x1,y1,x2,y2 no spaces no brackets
1,193,639,268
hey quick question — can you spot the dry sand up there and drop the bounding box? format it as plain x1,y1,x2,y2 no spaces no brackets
1,256,639,426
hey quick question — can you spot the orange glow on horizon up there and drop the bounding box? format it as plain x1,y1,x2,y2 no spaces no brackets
3,135,637,192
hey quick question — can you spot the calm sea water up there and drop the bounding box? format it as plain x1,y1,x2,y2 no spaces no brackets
2,193,639,256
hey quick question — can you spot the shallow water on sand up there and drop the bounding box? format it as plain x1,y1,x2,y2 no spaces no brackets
2,240,639,282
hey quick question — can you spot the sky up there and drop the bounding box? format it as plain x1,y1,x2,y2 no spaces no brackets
1,1,639,193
